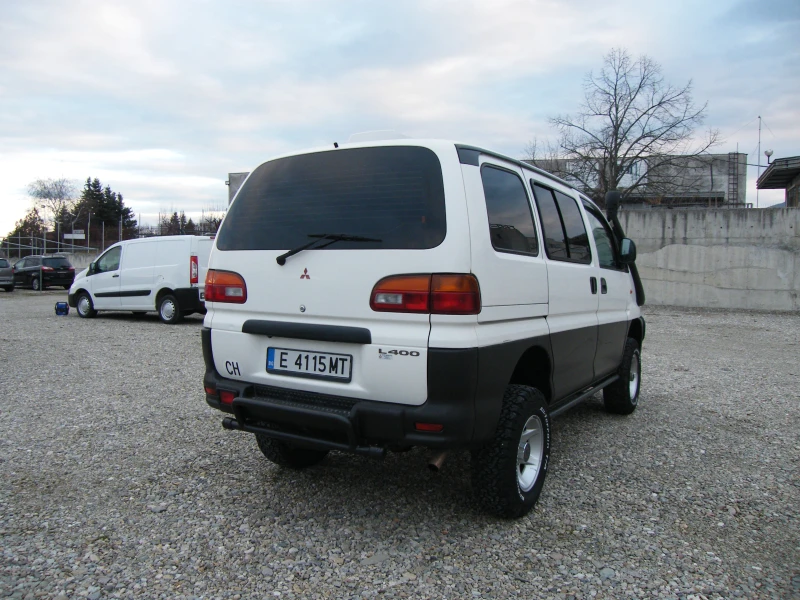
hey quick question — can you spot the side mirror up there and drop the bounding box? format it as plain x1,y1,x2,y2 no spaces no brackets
88,262,97,275
619,238,637,264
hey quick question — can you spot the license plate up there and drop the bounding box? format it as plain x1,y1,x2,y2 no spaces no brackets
267,347,353,382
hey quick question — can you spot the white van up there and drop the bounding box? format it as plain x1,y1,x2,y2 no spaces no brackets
201,139,645,517
68,235,212,324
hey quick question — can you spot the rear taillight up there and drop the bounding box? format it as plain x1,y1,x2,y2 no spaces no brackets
205,269,247,304
190,255,199,284
370,274,481,315
370,274,431,313
68,267,75,271
41,266,54,272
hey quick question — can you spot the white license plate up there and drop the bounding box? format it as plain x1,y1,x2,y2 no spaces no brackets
267,347,353,382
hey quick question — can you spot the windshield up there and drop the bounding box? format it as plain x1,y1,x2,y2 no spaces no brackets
43,257,72,268
216,146,446,251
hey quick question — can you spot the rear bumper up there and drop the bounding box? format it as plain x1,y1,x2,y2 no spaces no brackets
201,327,481,453
175,287,206,314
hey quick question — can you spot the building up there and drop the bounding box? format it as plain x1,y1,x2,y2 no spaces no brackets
524,152,748,208
756,155,800,208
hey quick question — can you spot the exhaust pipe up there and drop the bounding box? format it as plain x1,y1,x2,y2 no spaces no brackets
428,451,448,472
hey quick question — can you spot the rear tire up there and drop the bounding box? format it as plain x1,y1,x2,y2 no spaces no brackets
3,285,12,292
76,292,96,318
158,294,183,324
31,277,40,291
603,338,641,415
471,385,551,518
255,434,328,469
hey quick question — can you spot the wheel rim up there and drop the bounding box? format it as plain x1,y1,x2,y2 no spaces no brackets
629,351,640,401
32,279,39,290
517,415,544,492
78,295,90,315
161,299,176,321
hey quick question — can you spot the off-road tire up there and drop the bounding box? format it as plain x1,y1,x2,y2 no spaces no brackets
471,385,551,518
603,337,641,415
158,294,183,324
75,292,96,318
255,434,328,469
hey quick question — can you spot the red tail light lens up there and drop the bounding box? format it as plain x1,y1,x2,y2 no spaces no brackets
415,422,444,432
370,274,480,315
68,267,75,271
41,266,54,272
205,270,247,304
370,275,431,313
431,274,481,314
190,255,199,284
219,390,236,405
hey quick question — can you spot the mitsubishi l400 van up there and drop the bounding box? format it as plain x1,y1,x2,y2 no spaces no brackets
202,138,645,518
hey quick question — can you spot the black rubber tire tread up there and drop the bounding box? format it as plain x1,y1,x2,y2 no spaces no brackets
75,292,96,318
255,434,328,469
3,286,13,292
603,337,641,415
158,294,183,324
471,384,551,519
31,277,40,291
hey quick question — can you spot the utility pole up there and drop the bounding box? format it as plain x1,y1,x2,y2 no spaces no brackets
757,116,761,209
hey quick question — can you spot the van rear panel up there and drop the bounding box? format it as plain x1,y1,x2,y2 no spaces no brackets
206,142,471,406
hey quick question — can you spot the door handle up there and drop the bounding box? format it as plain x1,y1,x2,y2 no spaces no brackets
112,274,119,278
590,277,597,294
601,278,607,294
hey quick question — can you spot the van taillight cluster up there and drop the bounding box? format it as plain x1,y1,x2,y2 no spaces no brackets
205,270,247,304
190,255,199,284
370,274,481,315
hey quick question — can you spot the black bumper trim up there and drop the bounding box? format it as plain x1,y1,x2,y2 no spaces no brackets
242,319,372,344
174,287,204,313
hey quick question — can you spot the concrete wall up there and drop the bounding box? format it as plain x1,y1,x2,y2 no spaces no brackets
619,208,800,311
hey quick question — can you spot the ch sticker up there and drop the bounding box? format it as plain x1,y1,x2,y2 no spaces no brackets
225,361,241,376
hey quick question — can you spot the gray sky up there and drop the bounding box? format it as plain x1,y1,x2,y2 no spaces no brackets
1,0,798,235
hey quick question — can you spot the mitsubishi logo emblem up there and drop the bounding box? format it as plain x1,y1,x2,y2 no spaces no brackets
300,268,310,280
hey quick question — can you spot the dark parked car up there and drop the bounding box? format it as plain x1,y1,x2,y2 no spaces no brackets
0,258,14,292
13,255,76,290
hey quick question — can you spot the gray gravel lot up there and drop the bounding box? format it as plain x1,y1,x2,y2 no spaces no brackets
1,290,798,599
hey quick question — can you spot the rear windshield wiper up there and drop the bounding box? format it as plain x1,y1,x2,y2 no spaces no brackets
276,233,382,265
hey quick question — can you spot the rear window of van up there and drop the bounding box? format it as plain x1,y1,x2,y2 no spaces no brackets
216,146,446,251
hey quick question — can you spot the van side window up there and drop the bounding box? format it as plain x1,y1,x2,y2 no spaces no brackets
532,183,592,264
585,210,618,269
532,184,568,260
481,165,538,255
553,191,591,264
96,246,121,273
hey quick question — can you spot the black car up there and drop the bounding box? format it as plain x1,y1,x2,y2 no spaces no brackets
13,255,76,290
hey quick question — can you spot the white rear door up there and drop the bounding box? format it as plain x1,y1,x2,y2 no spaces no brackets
206,142,470,406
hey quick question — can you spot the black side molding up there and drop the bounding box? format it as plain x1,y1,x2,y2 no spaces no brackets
242,320,372,344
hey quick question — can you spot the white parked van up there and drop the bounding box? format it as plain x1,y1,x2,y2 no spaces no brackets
68,235,212,324
201,139,645,517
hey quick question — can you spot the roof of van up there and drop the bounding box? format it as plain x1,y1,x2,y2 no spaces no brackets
250,138,581,197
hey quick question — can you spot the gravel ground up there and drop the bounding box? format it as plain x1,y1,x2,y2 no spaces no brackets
0,290,798,599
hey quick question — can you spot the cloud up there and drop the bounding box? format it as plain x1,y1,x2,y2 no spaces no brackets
1,0,797,234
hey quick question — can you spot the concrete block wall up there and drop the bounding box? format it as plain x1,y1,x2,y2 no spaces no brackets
619,208,800,311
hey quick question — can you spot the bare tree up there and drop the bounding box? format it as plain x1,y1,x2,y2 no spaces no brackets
28,178,78,219
539,49,718,206
200,206,227,234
